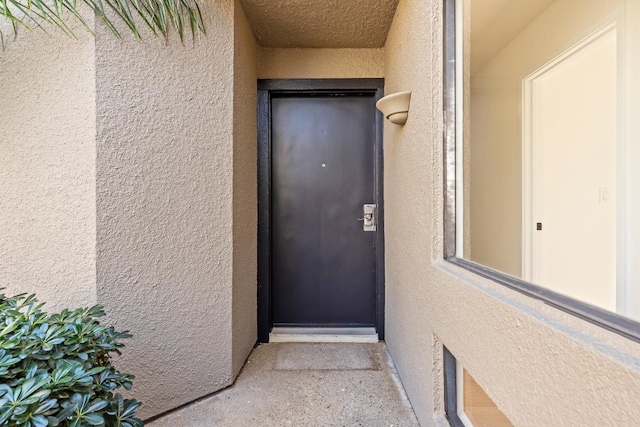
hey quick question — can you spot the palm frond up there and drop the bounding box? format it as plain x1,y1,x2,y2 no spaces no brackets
0,0,205,46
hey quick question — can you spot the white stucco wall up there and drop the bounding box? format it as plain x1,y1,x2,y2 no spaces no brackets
384,0,640,426
94,0,247,418
0,20,97,311
258,48,384,78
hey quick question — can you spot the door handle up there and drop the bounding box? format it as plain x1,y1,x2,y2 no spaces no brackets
357,204,376,232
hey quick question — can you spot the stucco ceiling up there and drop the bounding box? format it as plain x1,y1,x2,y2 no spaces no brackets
472,0,556,74
239,0,400,48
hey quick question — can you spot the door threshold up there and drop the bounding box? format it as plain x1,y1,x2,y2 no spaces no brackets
269,327,378,343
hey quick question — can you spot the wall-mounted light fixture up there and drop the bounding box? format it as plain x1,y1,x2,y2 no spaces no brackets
376,91,411,125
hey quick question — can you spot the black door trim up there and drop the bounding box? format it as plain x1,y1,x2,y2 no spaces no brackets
258,78,385,343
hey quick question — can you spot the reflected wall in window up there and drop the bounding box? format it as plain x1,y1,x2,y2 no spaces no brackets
460,0,640,321
458,365,513,427
443,347,514,427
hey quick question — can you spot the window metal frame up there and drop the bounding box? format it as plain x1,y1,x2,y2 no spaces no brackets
443,347,466,427
442,0,640,344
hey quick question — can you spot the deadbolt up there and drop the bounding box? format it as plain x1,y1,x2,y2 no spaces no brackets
357,204,376,232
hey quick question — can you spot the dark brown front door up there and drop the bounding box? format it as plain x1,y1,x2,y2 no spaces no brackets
271,95,376,326
258,79,384,341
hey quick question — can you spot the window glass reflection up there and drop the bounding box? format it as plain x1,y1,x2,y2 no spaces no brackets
461,0,640,321
456,364,513,427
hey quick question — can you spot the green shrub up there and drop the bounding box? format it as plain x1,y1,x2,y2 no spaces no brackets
0,290,142,427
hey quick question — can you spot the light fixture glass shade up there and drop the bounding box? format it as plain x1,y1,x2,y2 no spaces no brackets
376,91,411,125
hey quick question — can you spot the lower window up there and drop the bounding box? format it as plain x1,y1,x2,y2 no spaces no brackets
444,347,513,427
457,366,512,427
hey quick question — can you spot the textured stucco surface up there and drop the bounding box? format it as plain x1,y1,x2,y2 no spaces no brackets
4,1,640,425
0,21,97,311
232,0,259,376
239,0,399,48
258,48,384,79
95,1,239,418
383,1,640,426
383,0,435,422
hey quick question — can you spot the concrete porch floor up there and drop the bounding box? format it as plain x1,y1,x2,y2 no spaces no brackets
147,342,419,426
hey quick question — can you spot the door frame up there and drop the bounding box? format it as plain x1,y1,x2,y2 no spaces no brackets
257,78,385,343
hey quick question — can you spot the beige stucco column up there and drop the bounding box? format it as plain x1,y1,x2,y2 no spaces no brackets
94,0,258,418
0,0,258,419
